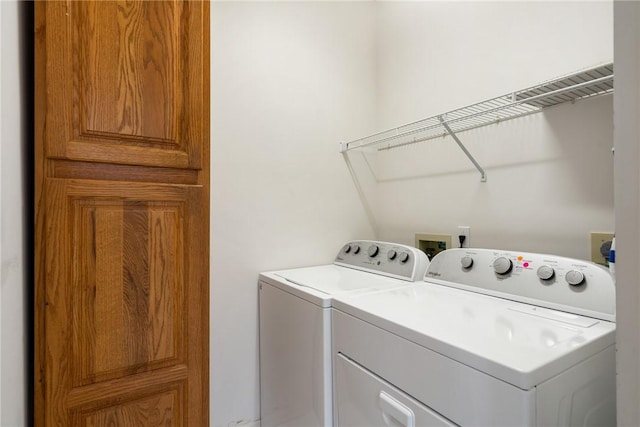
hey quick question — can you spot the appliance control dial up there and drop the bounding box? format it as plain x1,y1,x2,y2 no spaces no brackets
387,249,397,260
565,270,585,286
352,245,360,254
460,256,474,269
368,245,379,258
343,244,352,254
537,265,555,280
493,257,513,275
398,252,410,263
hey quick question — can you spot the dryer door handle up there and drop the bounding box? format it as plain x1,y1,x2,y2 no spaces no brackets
379,391,415,427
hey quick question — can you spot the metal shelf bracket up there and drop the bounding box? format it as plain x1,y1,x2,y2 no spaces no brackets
338,63,613,183
438,115,487,182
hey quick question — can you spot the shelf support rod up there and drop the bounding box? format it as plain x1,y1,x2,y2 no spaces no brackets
438,115,487,182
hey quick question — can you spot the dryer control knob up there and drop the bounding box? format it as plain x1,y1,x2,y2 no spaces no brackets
343,244,352,254
352,245,360,254
460,256,474,269
398,252,410,263
565,270,585,286
387,249,397,261
537,265,555,280
368,245,379,257
493,257,513,275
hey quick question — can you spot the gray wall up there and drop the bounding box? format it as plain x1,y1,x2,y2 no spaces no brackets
0,1,32,426
614,1,640,425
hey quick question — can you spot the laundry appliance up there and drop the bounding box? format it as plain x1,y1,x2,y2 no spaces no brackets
259,240,429,427
332,248,616,426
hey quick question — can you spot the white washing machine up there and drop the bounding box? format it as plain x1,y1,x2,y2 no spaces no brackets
332,248,616,427
259,240,430,427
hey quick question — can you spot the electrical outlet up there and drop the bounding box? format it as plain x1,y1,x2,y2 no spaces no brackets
590,232,614,266
457,226,470,248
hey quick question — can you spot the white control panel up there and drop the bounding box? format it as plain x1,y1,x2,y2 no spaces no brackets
335,240,430,282
426,248,615,321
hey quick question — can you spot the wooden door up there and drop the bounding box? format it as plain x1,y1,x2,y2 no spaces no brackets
34,2,209,426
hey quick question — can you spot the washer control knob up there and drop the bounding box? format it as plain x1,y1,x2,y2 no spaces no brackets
493,257,513,275
565,270,585,286
537,265,555,281
343,244,352,254
352,245,360,254
460,256,474,269
387,249,397,261
368,245,379,258
398,252,410,264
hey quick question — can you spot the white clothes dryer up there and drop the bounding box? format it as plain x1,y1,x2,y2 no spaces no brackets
332,248,616,427
259,241,429,427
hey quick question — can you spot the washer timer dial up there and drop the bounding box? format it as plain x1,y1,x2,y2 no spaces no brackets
565,270,585,286
493,257,513,275
460,256,474,269
368,245,379,258
537,265,555,281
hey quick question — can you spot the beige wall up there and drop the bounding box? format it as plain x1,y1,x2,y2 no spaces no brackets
0,1,28,426
210,3,377,425
614,1,640,425
366,1,614,259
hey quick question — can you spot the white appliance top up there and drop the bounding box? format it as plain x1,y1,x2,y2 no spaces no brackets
334,240,430,282
259,240,429,307
426,248,615,321
332,248,616,390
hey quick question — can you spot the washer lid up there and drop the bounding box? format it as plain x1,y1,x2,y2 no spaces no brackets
332,282,616,390
259,265,410,307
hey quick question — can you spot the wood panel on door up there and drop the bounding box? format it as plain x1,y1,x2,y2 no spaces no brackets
44,1,206,169
42,179,206,426
35,1,209,426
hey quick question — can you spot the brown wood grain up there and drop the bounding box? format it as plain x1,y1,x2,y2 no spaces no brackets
35,1,209,425
82,391,179,427
79,1,180,141
34,2,48,424
148,208,180,363
45,0,205,169
73,200,183,386
45,181,199,424
66,366,187,410
53,160,199,185
44,180,72,426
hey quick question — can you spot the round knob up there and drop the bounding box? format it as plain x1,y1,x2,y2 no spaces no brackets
352,245,360,254
493,257,513,275
387,249,397,261
398,252,410,263
343,244,352,254
537,265,555,281
565,270,585,286
368,245,379,258
460,256,474,269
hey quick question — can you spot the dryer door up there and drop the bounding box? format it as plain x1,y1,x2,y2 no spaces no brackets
335,354,457,427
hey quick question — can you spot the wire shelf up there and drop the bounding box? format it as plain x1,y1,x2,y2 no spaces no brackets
341,63,613,153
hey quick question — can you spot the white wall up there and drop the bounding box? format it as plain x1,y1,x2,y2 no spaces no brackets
361,1,614,258
614,1,640,425
210,2,377,425
0,1,28,426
